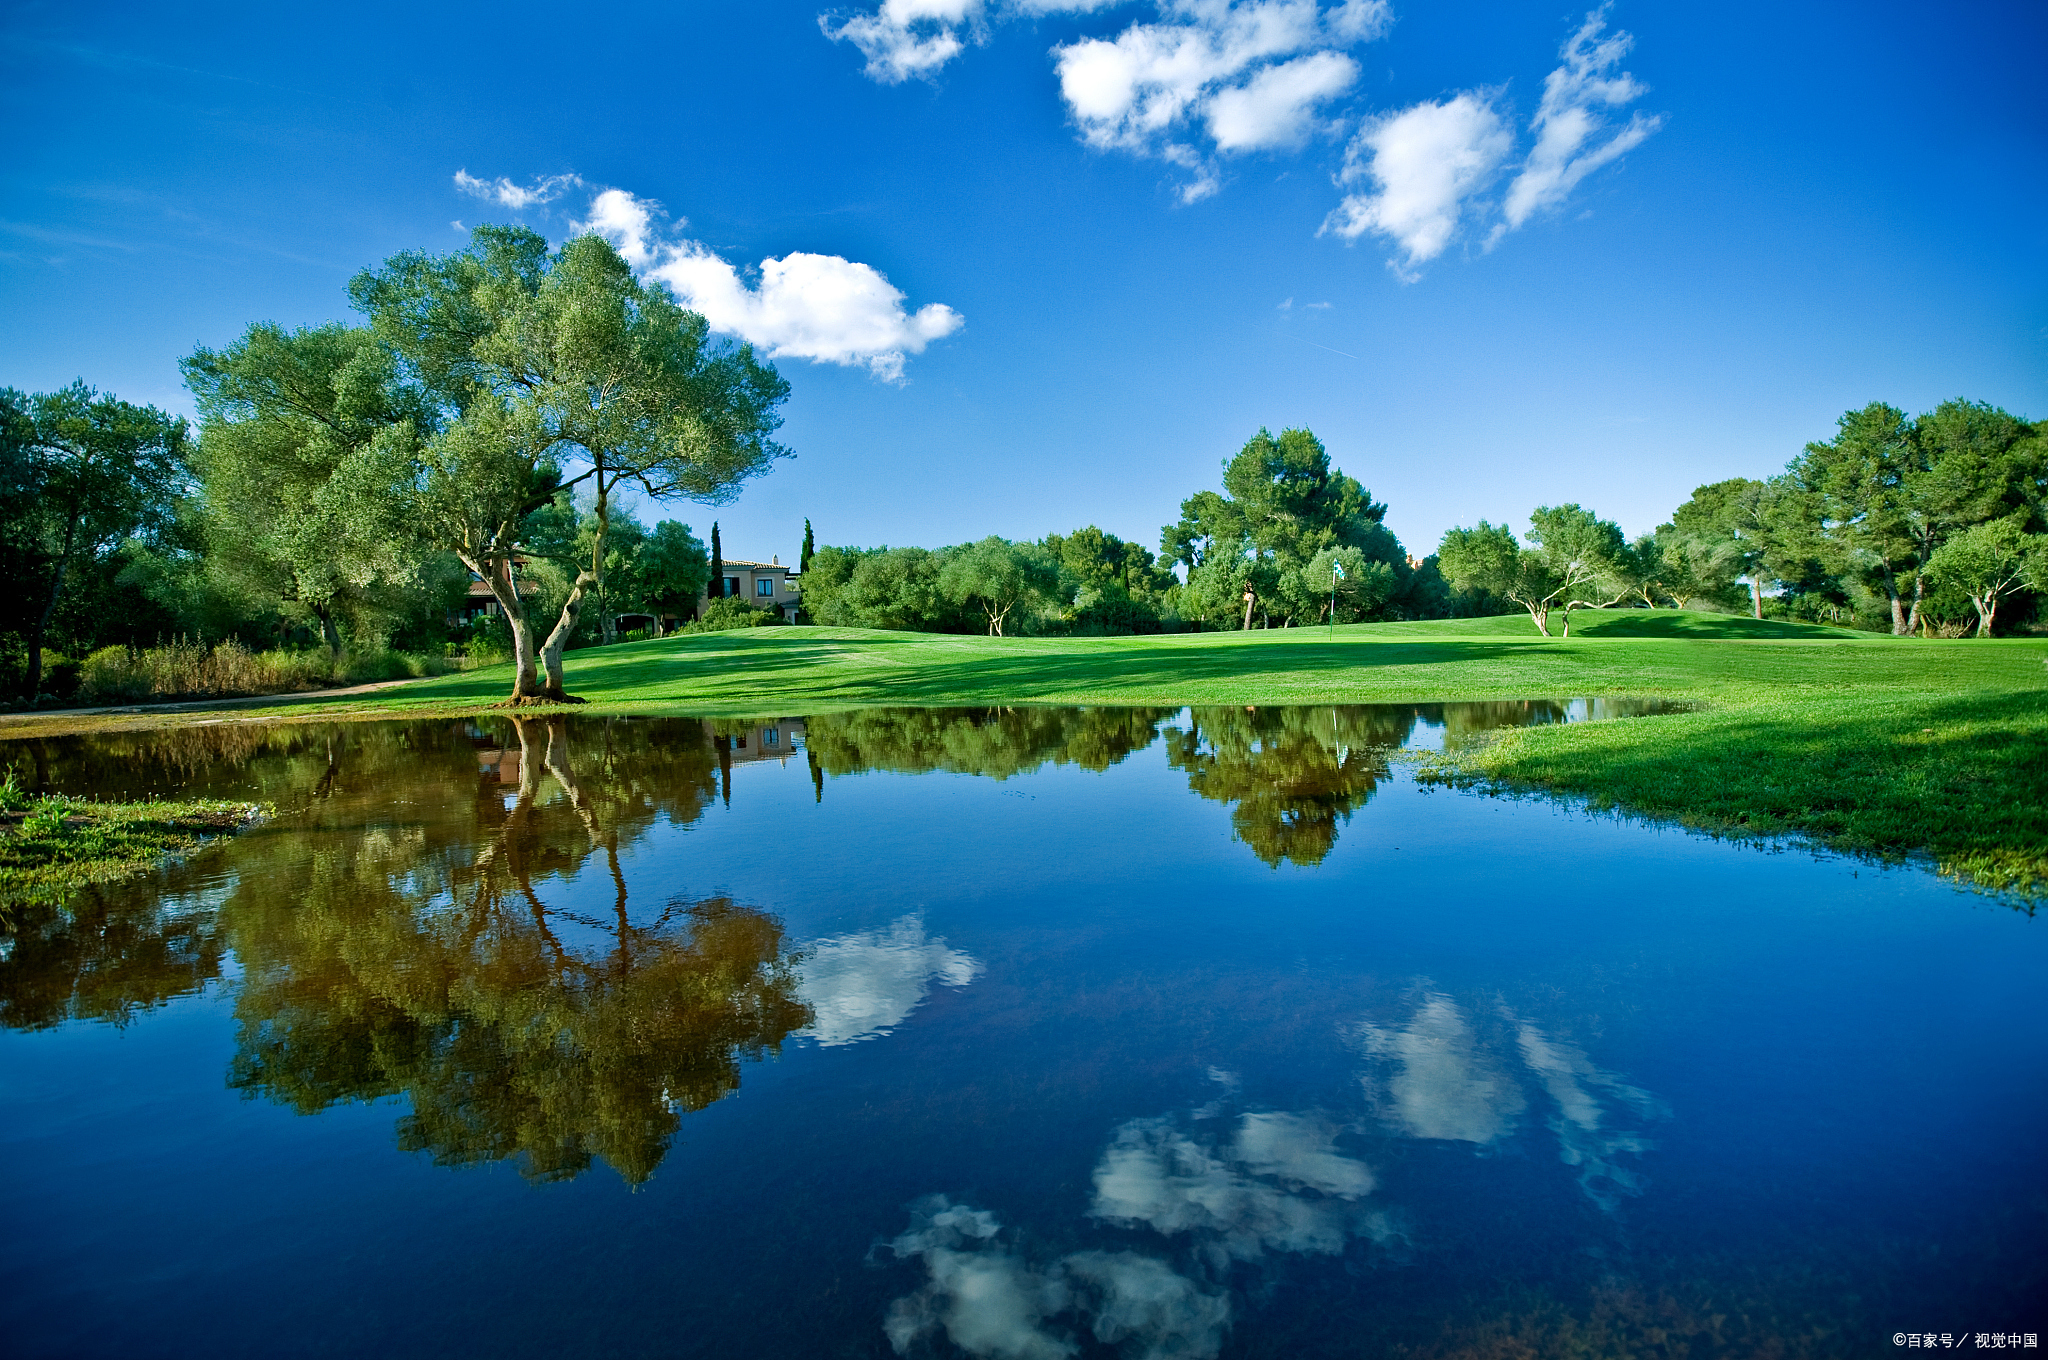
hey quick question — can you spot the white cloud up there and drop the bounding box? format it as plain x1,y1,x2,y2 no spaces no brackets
1321,92,1511,278
1089,1110,1386,1264
795,913,981,1043
822,2,1387,200
883,1198,1232,1360
1358,994,1526,1144
1490,8,1662,246
1205,49,1358,152
452,169,583,210
575,188,964,382
1511,1015,1668,1211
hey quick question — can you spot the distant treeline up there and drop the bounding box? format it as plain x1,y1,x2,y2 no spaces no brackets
4,223,2042,708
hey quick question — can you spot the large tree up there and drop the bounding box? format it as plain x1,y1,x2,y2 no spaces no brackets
0,383,188,697
1926,516,2046,637
1163,427,1411,628
937,536,1060,636
181,322,436,656
1436,505,1628,637
350,226,789,702
1788,400,2042,635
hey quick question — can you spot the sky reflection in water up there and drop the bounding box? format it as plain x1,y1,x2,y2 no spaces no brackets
0,702,2041,1359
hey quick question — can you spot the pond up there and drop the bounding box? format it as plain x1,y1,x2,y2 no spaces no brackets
1,704,2041,1358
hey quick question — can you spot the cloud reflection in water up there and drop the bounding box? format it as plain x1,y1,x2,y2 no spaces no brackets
885,1092,1392,1359
1358,992,1668,1210
795,914,981,1047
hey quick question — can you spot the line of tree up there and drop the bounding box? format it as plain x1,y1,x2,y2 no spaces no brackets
1436,400,2047,637
801,427,1456,636
7,228,2043,710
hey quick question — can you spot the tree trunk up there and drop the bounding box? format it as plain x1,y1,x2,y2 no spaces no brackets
539,571,596,702
314,604,343,659
1242,593,1255,632
1887,583,1909,636
462,552,541,702
27,510,80,700
538,490,609,702
1973,594,1995,638
27,557,68,700
1904,572,1926,636
1525,604,1551,637
1749,577,1762,620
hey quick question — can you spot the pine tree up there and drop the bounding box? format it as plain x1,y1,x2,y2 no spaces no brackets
709,521,724,602
800,517,814,574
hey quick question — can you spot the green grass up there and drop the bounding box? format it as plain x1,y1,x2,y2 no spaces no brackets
1,794,272,910
3,609,2044,899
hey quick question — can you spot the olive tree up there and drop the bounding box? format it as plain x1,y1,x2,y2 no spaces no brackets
1926,517,2046,636
351,226,789,703
1435,505,1627,637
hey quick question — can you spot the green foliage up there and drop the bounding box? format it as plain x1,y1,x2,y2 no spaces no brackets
0,382,190,696
1162,426,1417,627
350,225,790,699
1,796,269,910
181,322,437,655
938,536,1061,636
1926,516,2047,636
76,638,448,704
1788,399,2043,634
685,596,779,632
1437,506,1628,636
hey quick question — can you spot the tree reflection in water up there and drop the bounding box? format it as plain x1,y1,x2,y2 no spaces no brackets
1163,707,1414,867
223,717,810,1186
1,716,810,1187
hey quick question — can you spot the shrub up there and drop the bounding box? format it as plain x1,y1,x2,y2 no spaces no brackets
684,598,781,633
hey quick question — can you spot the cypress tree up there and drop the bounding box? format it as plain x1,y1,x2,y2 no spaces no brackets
800,517,814,574
709,521,724,601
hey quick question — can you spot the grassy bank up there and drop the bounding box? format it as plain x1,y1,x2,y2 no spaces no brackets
2,609,2043,898
1,786,271,909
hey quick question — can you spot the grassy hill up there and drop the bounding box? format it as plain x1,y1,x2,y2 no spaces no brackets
5,609,2045,900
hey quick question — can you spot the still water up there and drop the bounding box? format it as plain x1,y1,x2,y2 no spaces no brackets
1,704,2041,1358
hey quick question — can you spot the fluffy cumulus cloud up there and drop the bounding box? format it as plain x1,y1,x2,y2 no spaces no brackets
882,1085,1400,1358
793,913,982,1045
820,2,1654,267
1321,93,1511,277
1357,994,1525,1144
884,1197,1233,1360
1052,0,1387,201
1327,7,1659,276
575,188,963,382
823,1,1388,202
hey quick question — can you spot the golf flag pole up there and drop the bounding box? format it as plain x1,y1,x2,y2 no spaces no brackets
1330,559,1345,633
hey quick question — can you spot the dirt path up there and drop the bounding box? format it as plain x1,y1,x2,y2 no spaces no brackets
0,675,439,736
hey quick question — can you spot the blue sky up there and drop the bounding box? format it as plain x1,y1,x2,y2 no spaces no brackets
3,0,2043,566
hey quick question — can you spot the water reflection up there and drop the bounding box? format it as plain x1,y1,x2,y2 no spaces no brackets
1358,992,1667,1211
795,914,981,1047
0,701,1683,1189
223,717,809,1186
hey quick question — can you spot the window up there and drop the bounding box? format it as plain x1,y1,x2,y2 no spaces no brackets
723,577,740,597
764,728,779,746
757,578,775,597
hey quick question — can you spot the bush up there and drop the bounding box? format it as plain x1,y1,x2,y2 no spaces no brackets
683,598,781,633
72,639,447,705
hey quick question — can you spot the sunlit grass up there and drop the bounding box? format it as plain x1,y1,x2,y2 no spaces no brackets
0,786,270,910
3,609,2043,899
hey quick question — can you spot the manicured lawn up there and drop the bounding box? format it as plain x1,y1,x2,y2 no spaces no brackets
5,610,2044,900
